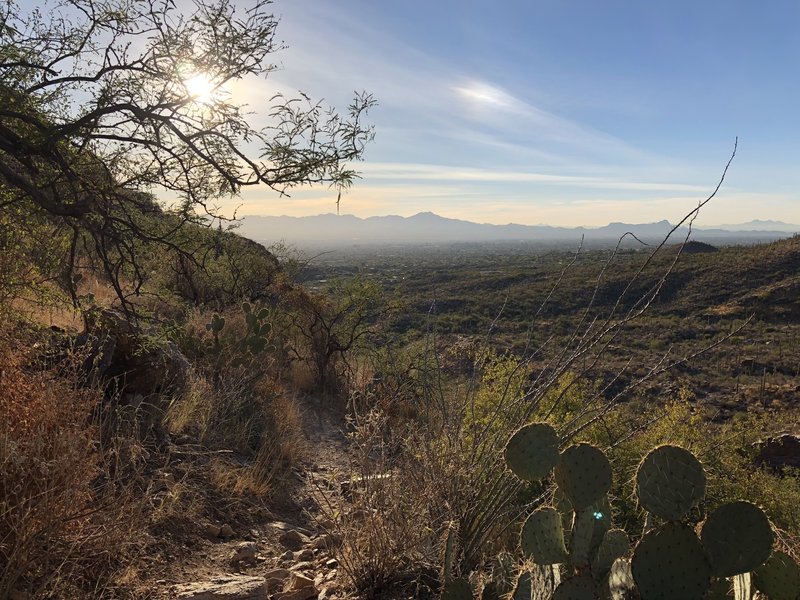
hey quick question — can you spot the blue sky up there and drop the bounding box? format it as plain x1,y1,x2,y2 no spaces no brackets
232,0,800,226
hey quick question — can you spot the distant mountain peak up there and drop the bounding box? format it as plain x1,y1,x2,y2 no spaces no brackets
238,212,796,246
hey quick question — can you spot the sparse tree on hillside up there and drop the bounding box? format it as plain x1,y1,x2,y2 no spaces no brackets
0,0,375,307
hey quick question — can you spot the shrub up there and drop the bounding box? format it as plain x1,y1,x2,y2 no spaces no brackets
0,334,144,598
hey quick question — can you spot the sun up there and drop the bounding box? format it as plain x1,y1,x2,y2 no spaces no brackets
183,72,218,105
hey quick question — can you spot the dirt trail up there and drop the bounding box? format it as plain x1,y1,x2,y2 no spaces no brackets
143,396,357,599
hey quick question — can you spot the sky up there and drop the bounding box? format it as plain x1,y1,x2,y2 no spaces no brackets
228,0,800,227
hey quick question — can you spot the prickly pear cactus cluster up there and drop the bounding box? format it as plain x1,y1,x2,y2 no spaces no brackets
630,444,789,600
440,424,800,600
239,302,272,358
506,423,631,600
205,312,225,349
204,302,272,367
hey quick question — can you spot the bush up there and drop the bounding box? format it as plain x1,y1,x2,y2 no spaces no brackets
0,334,144,598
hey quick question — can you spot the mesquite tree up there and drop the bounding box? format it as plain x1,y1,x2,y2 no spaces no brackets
0,0,374,307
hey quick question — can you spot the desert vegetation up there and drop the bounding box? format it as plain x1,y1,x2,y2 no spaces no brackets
1,1,799,599
2,184,798,598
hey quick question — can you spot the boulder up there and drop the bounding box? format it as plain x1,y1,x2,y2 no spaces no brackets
80,309,190,394
755,434,800,472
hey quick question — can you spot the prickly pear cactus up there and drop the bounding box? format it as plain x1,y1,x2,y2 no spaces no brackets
700,501,773,577
479,581,499,600
206,313,225,333
505,428,628,599
554,443,612,510
732,573,752,600
635,445,706,521
520,507,569,565
631,521,710,600
752,551,800,600
569,508,597,567
511,570,532,600
499,427,785,600
205,313,225,351
592,529,630,582
505,423,560,481
441,578,472,600
552,575,594,600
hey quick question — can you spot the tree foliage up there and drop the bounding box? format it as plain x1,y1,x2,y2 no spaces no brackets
0,0,375,307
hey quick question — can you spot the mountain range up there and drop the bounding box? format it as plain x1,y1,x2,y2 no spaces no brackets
238,212,799,247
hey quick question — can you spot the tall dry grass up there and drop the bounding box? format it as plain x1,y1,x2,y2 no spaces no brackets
0,335,146,599
166,306,308,496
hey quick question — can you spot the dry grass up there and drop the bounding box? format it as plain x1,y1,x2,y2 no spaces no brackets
314,408,441,597
165,358,307,497
247,392,308,491
0,335,147,599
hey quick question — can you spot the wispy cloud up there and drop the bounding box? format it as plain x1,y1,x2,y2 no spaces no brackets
218,1,800,227
359,162,710,192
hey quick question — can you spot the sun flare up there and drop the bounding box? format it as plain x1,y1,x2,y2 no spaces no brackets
183,72,218,104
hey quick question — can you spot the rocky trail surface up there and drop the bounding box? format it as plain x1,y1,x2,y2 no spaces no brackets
145,397,359,600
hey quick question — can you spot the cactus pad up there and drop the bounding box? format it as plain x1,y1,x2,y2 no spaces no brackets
570,509,596,567
520,507,569,565
705,579,733,600
701,501,773,577
511,571,532,600
753,551,800,600
441,578,472,600
587,496,613,558
632,522,710,600
635,445,706,521
505,423,560,481
552,575,594,600
554,443,612,510
592,529,630,582
479,582,499,600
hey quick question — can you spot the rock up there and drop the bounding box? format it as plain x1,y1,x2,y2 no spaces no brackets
289,561,315,573
295,548,314,562
279,550,293,561
339,472,393,499
230,542,258,566
279,529,310,550
256,508,277,521
310,533,339,551
271,522,313,536
174,575,267,599
264,568,290,591
755,434,800,471
317,587,332,600
219,523,235,538
80,309,191,394
318,584,339,600
288,572,315,591
324,558,338,569
73,330,117,382
273,588,318,600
